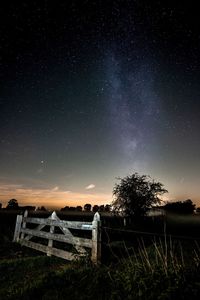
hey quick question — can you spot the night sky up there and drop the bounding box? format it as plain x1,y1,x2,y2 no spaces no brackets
1,1,200,208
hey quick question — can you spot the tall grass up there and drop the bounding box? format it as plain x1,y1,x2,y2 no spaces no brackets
107,237,200,300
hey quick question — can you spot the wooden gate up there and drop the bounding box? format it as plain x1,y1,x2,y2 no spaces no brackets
13,210,101,264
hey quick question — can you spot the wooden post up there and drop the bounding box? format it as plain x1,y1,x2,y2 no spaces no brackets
91,212,101,264
47,211,56,256
20,210,28,240
13,214,23,242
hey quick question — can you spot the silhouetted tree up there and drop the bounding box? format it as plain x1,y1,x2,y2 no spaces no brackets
105,204,111,212
61,206,70,211
112,173,168,219
84,204,91,212
6,199,19,210
93,205,99,212
39,206,46,211
76,206,82,211
99,205,105,212
69,207,76,211
164,199,195,214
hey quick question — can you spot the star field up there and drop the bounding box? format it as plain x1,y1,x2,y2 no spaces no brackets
0,1,200,208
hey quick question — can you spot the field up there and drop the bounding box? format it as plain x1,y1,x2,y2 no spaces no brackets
1,210,200,299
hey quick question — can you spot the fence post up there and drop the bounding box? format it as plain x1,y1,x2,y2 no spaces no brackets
47,211,56,256
13,214,23,242
91,212,101,264
20,210,28,240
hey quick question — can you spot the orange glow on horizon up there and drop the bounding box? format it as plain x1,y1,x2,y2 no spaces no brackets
0,184,112,208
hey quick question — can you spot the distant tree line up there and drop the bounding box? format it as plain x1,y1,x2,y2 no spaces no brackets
0,199,46,211
0,199,111,213
164,199,196,214
60,203,111,212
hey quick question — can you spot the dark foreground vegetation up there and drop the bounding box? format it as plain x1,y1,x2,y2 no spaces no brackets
1,210,200,299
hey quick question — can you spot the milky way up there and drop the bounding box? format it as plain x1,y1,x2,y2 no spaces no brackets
105,50,162,171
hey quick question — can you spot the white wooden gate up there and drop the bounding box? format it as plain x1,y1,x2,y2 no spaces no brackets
13,210,101,264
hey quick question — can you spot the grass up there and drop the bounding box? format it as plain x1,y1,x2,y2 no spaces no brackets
1,239,200,299
0,255,69,300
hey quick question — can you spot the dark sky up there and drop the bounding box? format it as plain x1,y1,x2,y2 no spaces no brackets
1,1,200,208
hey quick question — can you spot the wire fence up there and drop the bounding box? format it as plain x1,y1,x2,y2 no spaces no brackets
100,225,200,264
101,226,200,241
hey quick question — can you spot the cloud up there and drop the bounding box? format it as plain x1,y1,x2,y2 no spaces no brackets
52,186,59,192
0,184,23,190
85,184,95,190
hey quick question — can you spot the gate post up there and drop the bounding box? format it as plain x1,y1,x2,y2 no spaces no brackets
13,214,23,242
91,212,101,264
47,211,56,256
21,210,28,240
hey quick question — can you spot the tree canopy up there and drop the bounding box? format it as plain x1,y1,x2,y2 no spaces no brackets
112,173,168,219
84,204,91,212
6,199,19,210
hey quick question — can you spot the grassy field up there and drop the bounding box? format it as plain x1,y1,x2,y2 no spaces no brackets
1,210,200,299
